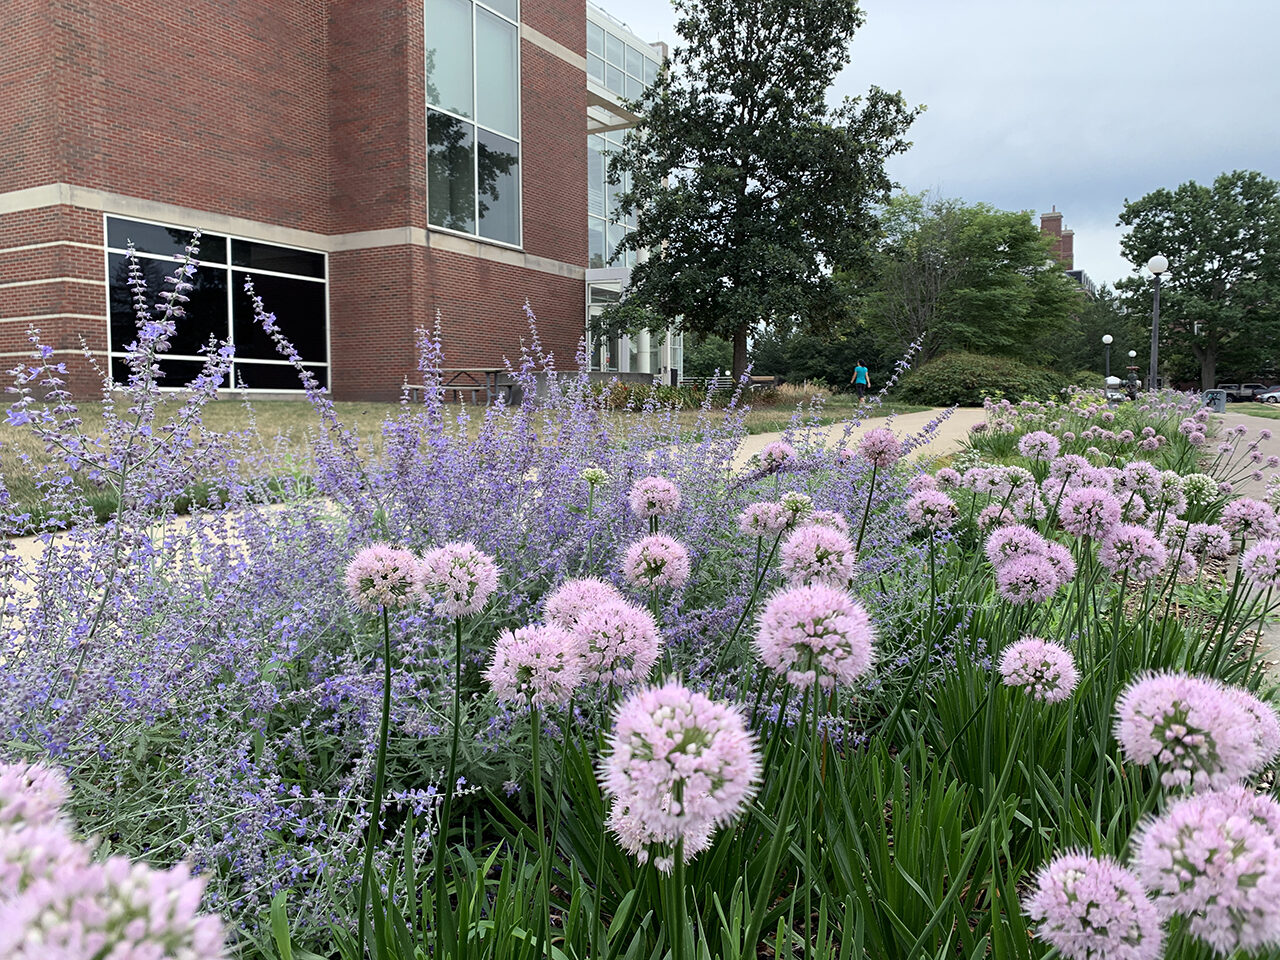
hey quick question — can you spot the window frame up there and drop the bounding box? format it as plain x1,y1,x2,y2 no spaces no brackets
102,213,330,393
425,0,524,249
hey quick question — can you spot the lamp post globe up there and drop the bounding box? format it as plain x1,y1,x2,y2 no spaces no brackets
1147,255,1168,391
1102,334,1113,378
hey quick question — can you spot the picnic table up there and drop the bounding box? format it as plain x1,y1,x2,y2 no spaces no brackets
407,368,508,404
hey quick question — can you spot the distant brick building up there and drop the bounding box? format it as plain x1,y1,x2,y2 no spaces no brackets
0,0,674,399
1039,207,1096,298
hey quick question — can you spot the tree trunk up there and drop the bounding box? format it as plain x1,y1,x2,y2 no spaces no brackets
731,321,749,382
1201,348,1216,391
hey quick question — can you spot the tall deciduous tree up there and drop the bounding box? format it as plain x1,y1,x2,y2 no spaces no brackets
1117,170,1280,389
610,0,918,381
857,193,1083,364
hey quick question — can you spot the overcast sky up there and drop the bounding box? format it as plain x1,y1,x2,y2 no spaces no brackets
604,0,1280,290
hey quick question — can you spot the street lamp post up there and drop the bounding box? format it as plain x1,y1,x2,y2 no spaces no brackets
1147,255,1169,391
1102,334,1113,379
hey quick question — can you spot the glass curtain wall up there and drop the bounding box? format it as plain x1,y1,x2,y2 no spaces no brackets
426,0,521,245
587,131,637,270
586,19,659,102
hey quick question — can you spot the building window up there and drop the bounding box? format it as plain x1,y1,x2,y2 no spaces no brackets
586,19,659,102
105,216,328,390
588,132,637,269
426,0,521,246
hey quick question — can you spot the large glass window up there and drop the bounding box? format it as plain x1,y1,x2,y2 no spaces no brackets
588,19,659,102
426,0,521,245
587,131,637,268
105,216,328,391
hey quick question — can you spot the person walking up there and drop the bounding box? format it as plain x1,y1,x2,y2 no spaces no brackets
850,361,870,401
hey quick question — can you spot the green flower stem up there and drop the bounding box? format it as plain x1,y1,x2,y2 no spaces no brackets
433,617,465,951
854,462,878,553
356,606,393,960
530,703,553,960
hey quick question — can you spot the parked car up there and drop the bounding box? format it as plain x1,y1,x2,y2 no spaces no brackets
1215,383,1269,402
1256,387,1280,404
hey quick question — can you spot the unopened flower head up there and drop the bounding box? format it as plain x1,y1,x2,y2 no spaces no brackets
484,623,585,709
581,466,610,486
1018,430,1060,461
779,525,856,588
1132,786,1280,955
999,637,1079,703
600,680,760,872
858,427,903,468
778,491,814,527
622,535,691,590
416,541,500,617
1116,672,1275,791
628,476,681,519
1097,524,1168,582
343,544,420,613
755,583,876,690
1024,852,1163,960
1059,487,1122,540
544,577,625,629
573,600,662,685
905,490,959,532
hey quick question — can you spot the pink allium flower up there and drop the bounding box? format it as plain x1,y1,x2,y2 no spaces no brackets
1150,471,1187,514
416,542,500,617
572,600,662,685
1024,852,1163,960
779,525,856,587
935,467,962,489
1043,541,1077,585
622,535,691,590
996,554,1061,604
544,577,625,628
1132,786,1280,954
600,680,760,872
977,503,1016,530
1189,430,1206,446
0,822,90,896
484,624,585,709
1139,437,1160,452
993,466,1036,497
1049,454,1091,480
755,583,876,690
1241,539,1280,590
1225,686,1280,767
858,427,903,468
984,525,1049,569
1077,466,1118,491
738,501,790,537
778,491,814,527
343,544,420,613
1221,498,1280,540
1119,494,1148,523
759,441,796,470
907,473,937,493
805,510,851,536
1059,487,1122,540
1182,523,1231,559
998,637,1079,703
0,763,68,829
1097,524,1168,582
628,476,681,519
1115,672,1272,791
0,857,227,958
905,490,959,532
1018,430,1061,461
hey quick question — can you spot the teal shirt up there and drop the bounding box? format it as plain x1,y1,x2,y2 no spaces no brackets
854,366,868,385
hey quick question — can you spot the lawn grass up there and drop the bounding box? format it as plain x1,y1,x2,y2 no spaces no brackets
1229,403,1280,421
0,394,929,523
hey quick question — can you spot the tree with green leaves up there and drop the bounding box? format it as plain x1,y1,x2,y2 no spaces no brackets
610,0,919,381
1117,170,1280,389
856,193,1083,365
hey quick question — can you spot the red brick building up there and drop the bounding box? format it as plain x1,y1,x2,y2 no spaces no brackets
0,0,668,398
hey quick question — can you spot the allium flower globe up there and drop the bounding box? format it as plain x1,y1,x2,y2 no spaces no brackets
779,491,814,527
580,466,609,485
935,467,962,489
416,541,500,617
1132,786,1280,954
0,763,68,828
544,577,625,628
622,535,692,590
1024,853,1163,960
1097,524,1168,582
805,510,851,535
755,583,876,690
628,475,680,519
1059,487,1122,540
779,525,857,587
1115,672,1274,791
996,554,1061,604
1182,473,1219,506
1042,541,1077,586
1018,430,1060,460
905,490,959,531
572,600,662,685
984,524,1049,569
906,473,937,493
343,544,420,612
1221,497,1280,540
600,681,760,872
738,501,789,537
1241,539,1280,590
1183,523,1232,560
998,637,1079,703
484,624,585,709
857,427,903,467
759,441,796,470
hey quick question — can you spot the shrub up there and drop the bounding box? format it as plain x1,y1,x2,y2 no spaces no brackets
897,351,1072,406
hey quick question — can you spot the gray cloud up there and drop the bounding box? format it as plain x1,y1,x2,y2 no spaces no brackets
606,0,1280,288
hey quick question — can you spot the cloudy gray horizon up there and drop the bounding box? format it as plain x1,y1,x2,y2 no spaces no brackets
601,0,1280,293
